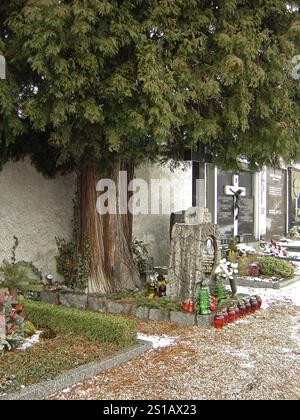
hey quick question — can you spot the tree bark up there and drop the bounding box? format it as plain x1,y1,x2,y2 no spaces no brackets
79,162,141,294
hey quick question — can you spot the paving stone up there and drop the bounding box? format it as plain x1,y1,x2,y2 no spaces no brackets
197,314,214,327
170,311,196,326
87,296,108,312
40,290,59,305
132,306,150,320
149,308,170,321
59,293,87,310
106,301,124,314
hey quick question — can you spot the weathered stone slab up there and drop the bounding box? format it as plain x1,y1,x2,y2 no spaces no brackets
184,207,212,224
121,303,135,315
149,308,170,322
197,314,214,328
106,301,124,314
40,290,60,305
170,311,195,326
132,306,150,319
168,221,221,301
87,296,108,312
59,293,87,310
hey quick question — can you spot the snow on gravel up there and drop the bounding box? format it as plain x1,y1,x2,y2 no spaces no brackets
238,281,300,309
137,333,175,349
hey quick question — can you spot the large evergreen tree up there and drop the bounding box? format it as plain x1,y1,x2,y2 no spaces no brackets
1,0,300,293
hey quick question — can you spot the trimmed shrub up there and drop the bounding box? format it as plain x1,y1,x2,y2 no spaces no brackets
258,257,295,279
23,300,137,347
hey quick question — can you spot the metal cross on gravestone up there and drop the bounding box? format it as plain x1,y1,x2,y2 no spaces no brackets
224,175,246,237
0,55,6,80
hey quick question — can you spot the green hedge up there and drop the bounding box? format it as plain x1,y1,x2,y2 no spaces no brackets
23,300,137,347
258,257,295,279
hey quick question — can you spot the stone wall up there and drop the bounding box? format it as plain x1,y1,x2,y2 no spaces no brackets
0,159,191,279
0,159,76,280
40,290,214,327
133,162,193,266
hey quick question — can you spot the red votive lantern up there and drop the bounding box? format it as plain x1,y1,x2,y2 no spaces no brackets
187,301,195,313
214,312,225,329
250,297,258,313
182,301,189,312
234,305,240,319
222,308,229,325
228,307,236,323
244,298,252,315
255,295,262,309
238,302,246,317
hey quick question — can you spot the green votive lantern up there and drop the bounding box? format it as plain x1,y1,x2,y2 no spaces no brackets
199,287,212,315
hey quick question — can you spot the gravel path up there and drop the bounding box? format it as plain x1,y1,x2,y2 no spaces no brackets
49,287,300,400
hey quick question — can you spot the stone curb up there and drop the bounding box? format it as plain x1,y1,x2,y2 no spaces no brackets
0,340,152,401
224,276,300,290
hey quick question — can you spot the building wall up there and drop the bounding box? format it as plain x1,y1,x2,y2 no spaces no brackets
133,162,193,267
0,159,76,280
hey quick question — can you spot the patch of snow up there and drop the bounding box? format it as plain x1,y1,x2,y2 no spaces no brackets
137,333,175,349
237,280,300,309
240,362,255,369
17,331,43,351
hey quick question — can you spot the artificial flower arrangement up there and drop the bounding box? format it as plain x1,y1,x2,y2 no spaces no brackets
0,291,25,355
215,259,239,296
215,258,239,280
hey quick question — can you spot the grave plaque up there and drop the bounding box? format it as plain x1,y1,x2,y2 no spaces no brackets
266,169,287,238
239,197,254,235
218,195,234,238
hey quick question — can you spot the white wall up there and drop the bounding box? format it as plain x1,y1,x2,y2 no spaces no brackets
133,162,193,267
0,159,76,280
0,159,192,276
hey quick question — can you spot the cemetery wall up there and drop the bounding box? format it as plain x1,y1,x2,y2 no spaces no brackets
0,159,76,279
0,160,192,278
133,162,193,267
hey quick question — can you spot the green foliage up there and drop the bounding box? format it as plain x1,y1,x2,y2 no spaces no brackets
0,333,118,395
55,237,75,287
132,239,151,273
0,237,42,298
55,192,91,291
0,261,30,298
258,257,295,279
134,296,183,313
289,226,299,239
0,1,300,174
238,255,259,276
55,236,91,291
24,300,137,347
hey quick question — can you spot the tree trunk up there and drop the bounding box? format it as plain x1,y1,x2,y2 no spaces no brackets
79,162,141,294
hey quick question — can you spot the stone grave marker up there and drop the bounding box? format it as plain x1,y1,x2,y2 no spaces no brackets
168,207,221,302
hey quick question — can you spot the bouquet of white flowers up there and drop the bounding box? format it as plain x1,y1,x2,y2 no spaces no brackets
215,259,239,280
215,259,239,295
